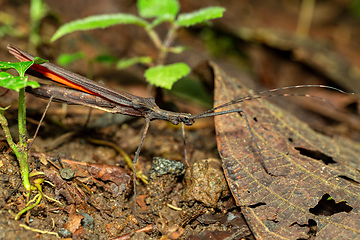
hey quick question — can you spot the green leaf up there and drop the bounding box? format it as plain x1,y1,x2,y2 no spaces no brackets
148,15,173,29
176,6,225,27
0,61,34,76
56,52,85,67
116,56,152,70
0,58,47,76
29,0,48,47
30,0,47,23
144,62,190,90
0,60,43,91
0,72,39,92
51,14,149,42
33,57,49,65
137,0,179,20
169,45,187,54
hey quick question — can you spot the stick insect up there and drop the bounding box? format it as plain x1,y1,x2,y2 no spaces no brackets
7,44,350,211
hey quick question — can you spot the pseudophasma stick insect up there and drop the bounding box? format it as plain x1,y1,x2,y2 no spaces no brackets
7,44,349,211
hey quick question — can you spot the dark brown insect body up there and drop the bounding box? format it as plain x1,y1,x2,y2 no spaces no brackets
7,44,349,212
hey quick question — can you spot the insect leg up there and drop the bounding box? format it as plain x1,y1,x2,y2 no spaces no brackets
132,117,151,214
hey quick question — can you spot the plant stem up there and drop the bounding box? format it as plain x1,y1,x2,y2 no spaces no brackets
146,24,179,65
18,88,27,147
157,24,178,65
0,111,32,192
15,184,42,220
17,88,31,192
146,28,162,51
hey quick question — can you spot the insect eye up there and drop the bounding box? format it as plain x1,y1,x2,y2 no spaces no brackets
181,116,190,122
181,115,194,126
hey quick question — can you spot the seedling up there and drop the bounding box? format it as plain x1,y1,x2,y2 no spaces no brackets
50,0,225,90
0,58,46,220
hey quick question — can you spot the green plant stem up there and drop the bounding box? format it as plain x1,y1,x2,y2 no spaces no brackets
0,112,32,192
146,28,162,50
17,88,32,192
145,22,182,76
157,24,178,65
163,24,178,49
0,113,17,151
18,88,27,147
146,24,178,65
15,183,42,220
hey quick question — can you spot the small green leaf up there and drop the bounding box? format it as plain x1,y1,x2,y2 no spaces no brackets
0,58,48,77
30,0,47,23
0,72,39,92
29,0,48,47
176,6,225,27
148,15,172,29
137,0,179,20
33,57,49,65
56,52,85,67
51,14,149,42
117,56,153,70
0,61,33,76
169,46,187,54
144,62,190,90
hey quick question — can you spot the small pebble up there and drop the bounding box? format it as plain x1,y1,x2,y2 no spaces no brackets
81,213,94,230
59,168,75,180
149,157,185,180
182,159,230,207
58,228,72,238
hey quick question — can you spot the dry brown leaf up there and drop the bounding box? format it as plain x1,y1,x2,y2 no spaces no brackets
63,205,84,234
44,169,87,205
211,62,360,239
86,162,133,197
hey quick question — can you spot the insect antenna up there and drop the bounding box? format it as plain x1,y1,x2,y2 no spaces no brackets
191,84,352,120
189,84,353,176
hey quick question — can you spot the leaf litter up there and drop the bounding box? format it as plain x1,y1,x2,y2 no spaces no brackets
1,116,250,239
2,62,359,239
2,1,360,239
